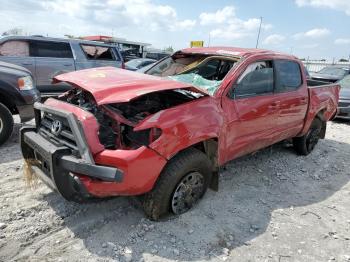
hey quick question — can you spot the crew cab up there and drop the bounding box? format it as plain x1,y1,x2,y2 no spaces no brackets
0,36,124,97
20,47,339,220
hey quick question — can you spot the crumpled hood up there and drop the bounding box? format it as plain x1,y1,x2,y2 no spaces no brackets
53,67,208,105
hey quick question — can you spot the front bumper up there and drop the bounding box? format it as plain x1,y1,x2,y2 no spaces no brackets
20,100,168,200
20,127,123,201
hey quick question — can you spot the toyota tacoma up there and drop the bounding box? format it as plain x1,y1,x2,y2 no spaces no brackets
20,47,339,220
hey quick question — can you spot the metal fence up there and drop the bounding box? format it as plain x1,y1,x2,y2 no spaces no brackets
303,60,350,73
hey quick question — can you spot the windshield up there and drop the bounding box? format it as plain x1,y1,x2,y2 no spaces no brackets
146,53,238,95
126,59,143,68
339,75,350,89
318,67,347,77
169,74,222,95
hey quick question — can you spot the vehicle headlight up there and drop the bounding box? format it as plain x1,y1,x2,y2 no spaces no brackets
18,76,34,90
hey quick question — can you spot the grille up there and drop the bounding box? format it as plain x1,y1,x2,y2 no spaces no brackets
39,113,79,152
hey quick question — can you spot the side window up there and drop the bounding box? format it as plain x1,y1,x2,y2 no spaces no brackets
275,60,302,92
81,45,115,61
230,61,274,99
30,41,73,58
0,41,29,57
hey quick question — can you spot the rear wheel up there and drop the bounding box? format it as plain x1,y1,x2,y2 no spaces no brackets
0,103,14,146
293,118,323,155
142,148,212,220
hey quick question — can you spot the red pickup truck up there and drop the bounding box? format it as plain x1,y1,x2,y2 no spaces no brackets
20,47,339,220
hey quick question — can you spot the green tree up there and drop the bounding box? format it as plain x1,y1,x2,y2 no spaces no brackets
163,46,174,53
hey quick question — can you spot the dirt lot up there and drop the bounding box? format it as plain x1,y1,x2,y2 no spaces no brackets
0,119,349,262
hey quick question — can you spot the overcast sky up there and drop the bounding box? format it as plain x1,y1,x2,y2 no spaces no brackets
1,0,350,60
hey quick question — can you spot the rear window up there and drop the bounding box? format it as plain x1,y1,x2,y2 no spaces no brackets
0,40,29,57
30,41,73,58
275,60,302,92
81,44,116,61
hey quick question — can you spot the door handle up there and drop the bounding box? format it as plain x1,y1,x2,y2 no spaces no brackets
21,62,33,65
63,63,72,66
268,105,278,110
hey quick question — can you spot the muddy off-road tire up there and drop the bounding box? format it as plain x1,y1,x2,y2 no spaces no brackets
142,148,212,221
293,118,323,155
0,102,14,146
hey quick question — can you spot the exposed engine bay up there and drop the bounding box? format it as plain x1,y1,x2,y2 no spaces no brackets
59,88,200,150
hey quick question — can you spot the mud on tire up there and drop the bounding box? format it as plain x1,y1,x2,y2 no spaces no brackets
142,147,212,221
0,102,14,146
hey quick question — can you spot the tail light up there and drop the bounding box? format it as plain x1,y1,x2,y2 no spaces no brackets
149,127,162,144
121,62,126,69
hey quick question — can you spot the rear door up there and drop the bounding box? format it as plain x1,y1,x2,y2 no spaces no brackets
273,60,308,139
76,44,123,70
0,40,36,75
221,60,281,162
30,40,75,94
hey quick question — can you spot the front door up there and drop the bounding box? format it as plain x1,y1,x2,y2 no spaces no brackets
221,61,281,163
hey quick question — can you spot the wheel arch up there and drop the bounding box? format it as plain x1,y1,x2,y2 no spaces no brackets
299,107,327,138
315,109,327,139
0,92,17,114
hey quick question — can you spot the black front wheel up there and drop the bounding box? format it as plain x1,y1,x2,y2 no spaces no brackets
0,103,14,146
171,171,205,215
142,148,212,220
293,118,323,155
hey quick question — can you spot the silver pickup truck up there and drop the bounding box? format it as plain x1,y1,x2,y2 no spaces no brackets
0,36,124,96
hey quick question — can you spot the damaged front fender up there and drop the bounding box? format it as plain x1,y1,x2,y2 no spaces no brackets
134,96,224,160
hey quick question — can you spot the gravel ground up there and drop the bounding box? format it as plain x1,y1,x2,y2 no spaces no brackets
0,119,350,262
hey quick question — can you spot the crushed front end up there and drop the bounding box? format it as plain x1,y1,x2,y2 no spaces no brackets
20,101,126,201
20,89,204,200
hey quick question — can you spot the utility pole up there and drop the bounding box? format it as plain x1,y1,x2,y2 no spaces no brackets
255,17,262,49
208,32,211,47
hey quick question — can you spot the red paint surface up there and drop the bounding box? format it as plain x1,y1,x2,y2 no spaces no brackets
46,47,340,197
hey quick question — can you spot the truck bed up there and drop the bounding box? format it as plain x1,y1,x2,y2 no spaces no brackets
300,80,340,136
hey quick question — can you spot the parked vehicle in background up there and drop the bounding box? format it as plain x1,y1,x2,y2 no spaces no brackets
0,62,40,145
336,75,350,120
120,48,141,62
0,36,124,97
21,47,339,220
310,66,350,83
125,58,156,71
145,51,170,61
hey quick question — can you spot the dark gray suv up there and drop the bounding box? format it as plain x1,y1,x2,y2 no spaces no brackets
0,36,124,96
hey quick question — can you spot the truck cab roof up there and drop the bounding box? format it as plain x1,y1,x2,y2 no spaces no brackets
180,46,298,60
